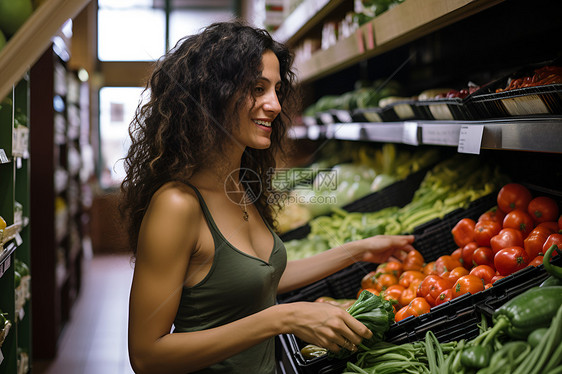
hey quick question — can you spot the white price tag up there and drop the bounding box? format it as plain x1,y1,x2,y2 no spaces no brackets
0,149,8,163
15,233,23,246
402,122,419,145
458,125,484,154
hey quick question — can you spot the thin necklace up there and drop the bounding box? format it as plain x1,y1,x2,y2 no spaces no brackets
241,192,249,221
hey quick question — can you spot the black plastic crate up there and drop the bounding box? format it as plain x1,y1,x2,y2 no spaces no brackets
469,59,562,119
386,254,561,345
471,84,562,119
415,97,476,121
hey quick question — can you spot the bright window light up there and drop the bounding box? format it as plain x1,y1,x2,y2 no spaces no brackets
98,1,166,61
99,87,147,188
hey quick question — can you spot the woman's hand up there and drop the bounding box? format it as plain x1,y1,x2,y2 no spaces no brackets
352,235,415,264
281,301,373,353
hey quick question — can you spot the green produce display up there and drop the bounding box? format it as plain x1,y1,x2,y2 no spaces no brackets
275,143,441,233
284,154,509,260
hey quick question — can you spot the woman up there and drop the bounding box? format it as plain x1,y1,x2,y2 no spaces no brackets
121,20,414,374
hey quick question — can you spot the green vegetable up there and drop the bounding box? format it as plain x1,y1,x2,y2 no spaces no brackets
527,327,549,348
512,303,562,374
543,244,562,280
491,286,562,340
460,345,492,368
331,290,394,359
540,276,562,287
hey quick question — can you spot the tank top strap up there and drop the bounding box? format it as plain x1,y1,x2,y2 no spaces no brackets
181,181,224,244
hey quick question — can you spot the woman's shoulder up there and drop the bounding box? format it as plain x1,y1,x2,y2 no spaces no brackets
148,181,202,221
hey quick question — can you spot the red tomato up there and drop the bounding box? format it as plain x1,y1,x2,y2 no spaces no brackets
375,273,398,292
528,255,544,267
474,220,502,247
461,242,479,270
395,305,413,322
451,247,462,261
434,288,454,306
418,275,453,306
408,297,431,317
375,261,403,278
402,249,425,271
537,221,560,233
527,196,559,223
469,265,496,284
542,233,562,257
472,246,495,268
422,261,438,276
452,218,476,247
398,270,425,288
435,255,463,276
494,246,529,276
524,226,554,259
491,275,506,284
503,209,535,238
381,284,406,306
360,271,378,289
399,281,420,307
490,228,524,254
497,183,533,213
478,206,506,224
452,275,485,298
441,266,469,285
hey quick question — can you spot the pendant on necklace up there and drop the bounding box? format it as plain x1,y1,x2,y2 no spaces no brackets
242,210,249,221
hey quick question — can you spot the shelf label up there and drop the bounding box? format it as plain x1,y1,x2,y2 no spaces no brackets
421,124,461,146
0,149,8,163
458,124,484,154
402,122,419,145
365,23,375,50
356,29,365,54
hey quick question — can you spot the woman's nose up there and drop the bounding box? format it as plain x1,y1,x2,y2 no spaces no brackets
263,90,281,115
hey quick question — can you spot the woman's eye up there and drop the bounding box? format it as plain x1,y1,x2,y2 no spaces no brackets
254,86,265,94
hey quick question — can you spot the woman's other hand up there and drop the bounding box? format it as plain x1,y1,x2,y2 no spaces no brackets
353,235,415,264
279,301,372,353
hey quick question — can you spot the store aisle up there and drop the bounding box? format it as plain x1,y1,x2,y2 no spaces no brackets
34,254,135,374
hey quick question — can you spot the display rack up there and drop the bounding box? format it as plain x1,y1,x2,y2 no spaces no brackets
0,79,32,373
29,42,91,360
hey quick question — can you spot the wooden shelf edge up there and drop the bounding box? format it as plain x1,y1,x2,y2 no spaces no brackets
0,0,92,101
294,0,505,83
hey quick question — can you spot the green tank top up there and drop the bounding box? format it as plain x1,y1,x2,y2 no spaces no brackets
173,183,287,374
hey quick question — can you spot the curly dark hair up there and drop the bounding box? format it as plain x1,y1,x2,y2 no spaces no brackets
120,20,299,255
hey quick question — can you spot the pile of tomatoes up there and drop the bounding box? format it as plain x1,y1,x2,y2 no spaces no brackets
357,183,562,323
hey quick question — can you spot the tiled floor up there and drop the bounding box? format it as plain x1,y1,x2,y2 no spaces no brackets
33,253,136,374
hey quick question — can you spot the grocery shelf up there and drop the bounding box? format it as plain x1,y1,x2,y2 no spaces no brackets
289,0,505,83
273,0,346,45
289,116,562,154
0,0,91,101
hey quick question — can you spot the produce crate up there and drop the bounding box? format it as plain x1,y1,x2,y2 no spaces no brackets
414,97,475,121
470,59,562,119
277,183,562,373
279,166,430,242
386,254,562,345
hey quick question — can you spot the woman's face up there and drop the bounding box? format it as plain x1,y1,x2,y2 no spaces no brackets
233,50,282,150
